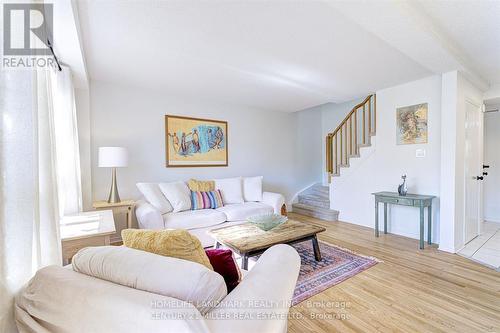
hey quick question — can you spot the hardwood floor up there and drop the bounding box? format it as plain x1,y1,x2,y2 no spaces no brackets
287,213,500,333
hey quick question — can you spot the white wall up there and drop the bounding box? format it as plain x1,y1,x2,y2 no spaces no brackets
75,88,92,210
330,75,442,243
438,72,458,252
88,81,322,204
321,99,364,136
295,108,323,191
483,110,500,223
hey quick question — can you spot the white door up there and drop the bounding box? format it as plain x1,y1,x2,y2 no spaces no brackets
464,101,483,244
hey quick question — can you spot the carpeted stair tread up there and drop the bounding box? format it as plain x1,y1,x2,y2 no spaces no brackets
292,203,339,222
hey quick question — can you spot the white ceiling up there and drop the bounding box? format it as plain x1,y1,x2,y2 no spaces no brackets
417,0,500,86
76,0,499,112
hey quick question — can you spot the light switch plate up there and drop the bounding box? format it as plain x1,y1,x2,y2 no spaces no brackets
416,149,426,158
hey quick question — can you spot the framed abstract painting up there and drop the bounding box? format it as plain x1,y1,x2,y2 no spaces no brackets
165,115,228,167
396,103,428,145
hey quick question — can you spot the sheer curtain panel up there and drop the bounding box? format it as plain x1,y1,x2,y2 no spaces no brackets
0,65,81,332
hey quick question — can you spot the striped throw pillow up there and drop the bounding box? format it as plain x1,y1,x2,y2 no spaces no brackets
191,190,224,210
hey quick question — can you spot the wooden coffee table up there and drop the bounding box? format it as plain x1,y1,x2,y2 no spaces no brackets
208,219,326,269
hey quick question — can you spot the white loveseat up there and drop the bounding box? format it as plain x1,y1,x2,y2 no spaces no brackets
135,177,285,247
16,244,300,333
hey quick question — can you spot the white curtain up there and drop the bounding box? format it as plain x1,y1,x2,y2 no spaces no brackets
0,65,82,332
50,67,83,216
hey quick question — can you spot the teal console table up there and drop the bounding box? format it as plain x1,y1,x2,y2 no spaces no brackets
372,192,436,249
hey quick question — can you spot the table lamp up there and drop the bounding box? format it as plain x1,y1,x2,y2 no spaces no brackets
98,147,128,203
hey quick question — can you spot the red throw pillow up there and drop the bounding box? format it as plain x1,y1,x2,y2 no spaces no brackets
205,249,241,292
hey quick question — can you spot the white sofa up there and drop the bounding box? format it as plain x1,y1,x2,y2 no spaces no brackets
15,244,300,333
135,177,285,247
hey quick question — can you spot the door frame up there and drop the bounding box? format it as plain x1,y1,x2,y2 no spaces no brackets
463,98,484,244
479,102,485,236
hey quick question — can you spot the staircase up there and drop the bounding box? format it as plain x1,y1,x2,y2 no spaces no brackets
326,94,376,179
292,94,377,222
292,184,339,221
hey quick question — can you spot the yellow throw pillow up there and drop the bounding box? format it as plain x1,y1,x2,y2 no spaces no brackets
121,229,213,270
188,179,215,192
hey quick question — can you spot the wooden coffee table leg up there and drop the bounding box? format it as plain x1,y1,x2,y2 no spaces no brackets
241,253,249,270
312,235,322,261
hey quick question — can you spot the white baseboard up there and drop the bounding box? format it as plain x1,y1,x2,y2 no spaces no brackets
290,182,320,205
484,218,500,224
438,244,457,254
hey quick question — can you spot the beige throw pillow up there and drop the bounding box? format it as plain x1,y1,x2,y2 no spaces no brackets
121,229,213,270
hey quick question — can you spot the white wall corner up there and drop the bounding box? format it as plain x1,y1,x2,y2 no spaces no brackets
439,71,458,253
75,88,92,210
484,83,500,103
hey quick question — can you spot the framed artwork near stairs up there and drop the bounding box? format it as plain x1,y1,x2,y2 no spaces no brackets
396,103,428,145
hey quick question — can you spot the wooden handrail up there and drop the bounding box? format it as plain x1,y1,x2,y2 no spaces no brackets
325,94,376,179
328,94,373,138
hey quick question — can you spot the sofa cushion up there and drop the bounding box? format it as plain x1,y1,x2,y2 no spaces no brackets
216,202,273,221
159,181,191,212
188,179,215,192
163,209,227,230
243,176,263,202
136,182,172,214
121,229,213,270
72,246,226,315
215,177,244,204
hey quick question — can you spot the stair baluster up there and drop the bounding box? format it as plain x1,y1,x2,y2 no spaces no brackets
354,107,358,155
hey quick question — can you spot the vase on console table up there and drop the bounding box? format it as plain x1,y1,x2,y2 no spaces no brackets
398,175,408,196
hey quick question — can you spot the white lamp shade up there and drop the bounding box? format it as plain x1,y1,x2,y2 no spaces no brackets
98,147,128,168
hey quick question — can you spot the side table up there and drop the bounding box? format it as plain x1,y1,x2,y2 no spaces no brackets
61,210,116,264
93,200,135,243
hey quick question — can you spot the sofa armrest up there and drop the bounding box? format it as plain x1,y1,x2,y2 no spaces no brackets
16,266,210,333
261,192,285,214
205,244,300,333
135,200,164,229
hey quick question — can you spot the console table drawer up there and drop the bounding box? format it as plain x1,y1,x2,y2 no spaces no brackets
383,197,414,206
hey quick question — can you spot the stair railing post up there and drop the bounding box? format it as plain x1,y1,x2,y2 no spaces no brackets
328,135,333,174
354,108,358,155
349,116,353,156
368,98,372,135
325,135,329,174
362,105,366,145
340,126,343,166
335,134,338,174
329,135,332,174
345,122,348,163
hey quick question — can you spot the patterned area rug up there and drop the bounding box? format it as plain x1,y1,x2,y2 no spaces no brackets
290,241,379,305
